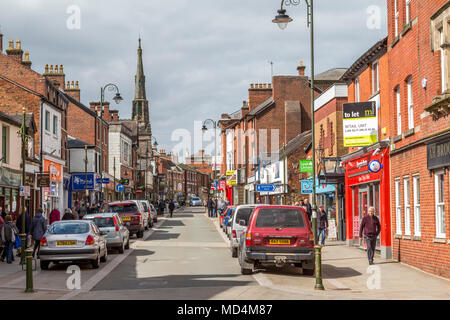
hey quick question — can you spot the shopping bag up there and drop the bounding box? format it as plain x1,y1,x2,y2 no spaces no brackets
14,234,21,249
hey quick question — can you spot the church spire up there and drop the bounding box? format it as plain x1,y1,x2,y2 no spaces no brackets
132,38,149,123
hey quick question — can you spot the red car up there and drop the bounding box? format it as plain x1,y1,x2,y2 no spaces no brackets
105,201,147,238
237,205,315,275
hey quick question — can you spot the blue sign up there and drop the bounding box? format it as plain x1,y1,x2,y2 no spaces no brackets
301,180,313,194
96,178,110,184
368,160,382,173
71,173,95,191
256,184,276,192
116,184,124,192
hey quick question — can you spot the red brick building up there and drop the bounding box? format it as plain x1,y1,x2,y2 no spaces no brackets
387,0,450,277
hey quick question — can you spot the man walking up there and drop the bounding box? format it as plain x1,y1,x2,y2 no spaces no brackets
207,198,213,218
303,199,312,221
168,200,175,218
30,208,47,258
317,205,328,246
359,207,381,265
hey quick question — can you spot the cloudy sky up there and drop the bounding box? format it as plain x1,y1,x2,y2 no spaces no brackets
0,0,387,160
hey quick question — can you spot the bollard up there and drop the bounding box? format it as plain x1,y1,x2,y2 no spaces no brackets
314,245,325,290
25,249,34,293
19,233,26,265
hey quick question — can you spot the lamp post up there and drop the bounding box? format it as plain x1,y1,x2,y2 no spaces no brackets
149,136,158,201
272,0,324,290
202,119,217,200
98,83,123,204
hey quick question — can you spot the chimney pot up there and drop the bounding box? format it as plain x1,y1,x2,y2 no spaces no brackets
8,40,13,49
297,60,306,76
23,51,30,61
66,81,70,88
250,84,254,89
50,65,53,73
15,40,21,50
71,80,74,88
45,64,49,74
55,65,59,73
0,33,3,52
60,65,63,74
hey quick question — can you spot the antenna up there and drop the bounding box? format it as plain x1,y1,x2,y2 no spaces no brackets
268,61,274,79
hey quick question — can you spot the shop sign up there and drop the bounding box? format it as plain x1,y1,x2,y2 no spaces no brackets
37,174,50,187
226,170,237,186
219,180,226,191
368,160,382,173
353,219,360,237
299,159,313,173
43,159,62,181
71,173,95,191
427,138,450,170
25,174,35,186
0,166,22,187
343,102,378,147
301,180,313,194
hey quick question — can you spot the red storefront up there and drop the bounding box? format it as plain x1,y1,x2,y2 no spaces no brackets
342,142,392,259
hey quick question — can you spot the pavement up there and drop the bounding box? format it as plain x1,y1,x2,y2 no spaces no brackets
0,206,448,300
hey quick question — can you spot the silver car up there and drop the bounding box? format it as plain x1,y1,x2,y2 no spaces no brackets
39,220,108,270
83,213,130,254
190,197,203,206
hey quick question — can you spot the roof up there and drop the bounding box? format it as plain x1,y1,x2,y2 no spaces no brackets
283,130,312,157
315,68,348,81
248,97,275,117
0,110,21,127
341,37,388,82
67,136,94,149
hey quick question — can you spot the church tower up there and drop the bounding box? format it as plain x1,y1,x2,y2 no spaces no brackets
132,38,150,124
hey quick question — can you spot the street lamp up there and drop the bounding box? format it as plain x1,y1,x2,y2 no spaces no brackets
98,83,122,204
272,0,324,290
202,119,217,200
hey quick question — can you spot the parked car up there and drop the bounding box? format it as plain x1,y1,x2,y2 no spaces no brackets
139,200,154,228
229,205,257,258
220,206,236,230
149,203,158,223
226,209,236,238
238,205,315,275
39,220,108,270
83,213,130,254
189,197,203,206
105,200,147,238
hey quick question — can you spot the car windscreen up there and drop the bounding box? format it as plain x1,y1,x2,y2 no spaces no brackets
235,208,254,223
106,204,138,213
255,209,305,228
84,217,115,228
49,223,90,234
192,198,200,201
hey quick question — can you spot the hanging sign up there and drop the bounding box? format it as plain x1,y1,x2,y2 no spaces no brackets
343,102,378,147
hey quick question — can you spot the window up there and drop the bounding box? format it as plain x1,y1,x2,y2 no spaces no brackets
45,110,50,132
355,77,360,102
395,179,402,235
372,62,379,94
407,77,414,129
1,125,9,164
405,0,411,24
404,177,411,235
441,29,446,94
53,115,57,135
396,87,402,134
413,176,421,236
123,142,129,162
435,171,446,238
394,0,399,37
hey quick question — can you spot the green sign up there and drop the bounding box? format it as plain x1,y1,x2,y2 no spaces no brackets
299,160,313,173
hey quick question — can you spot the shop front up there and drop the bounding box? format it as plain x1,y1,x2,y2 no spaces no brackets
342,143,392,259
0,166,22,217
42,158,64,214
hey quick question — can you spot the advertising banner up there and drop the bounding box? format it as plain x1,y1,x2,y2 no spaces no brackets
226,170,237,186
71,173,95,191
43,159,62,181
299,159,313,173
343,102,377,147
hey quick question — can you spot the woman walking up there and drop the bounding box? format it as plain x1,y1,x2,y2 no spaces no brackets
0,215,19,263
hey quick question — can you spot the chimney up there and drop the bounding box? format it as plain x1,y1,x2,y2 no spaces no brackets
89,102,98,113
0,32,3,52
6,39,24,63
65,80,81,102
103,102,111,121
44,64,66,90
297,60,306,76
248,83,273,111
21,51,32,69
111,110,119,122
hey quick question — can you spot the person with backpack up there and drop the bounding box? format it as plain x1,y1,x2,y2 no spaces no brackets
16,208,32,256
62,208,75,220
1,215,19,263
30,208,47,258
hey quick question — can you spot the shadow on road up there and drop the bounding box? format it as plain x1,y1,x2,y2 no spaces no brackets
322,264,362,278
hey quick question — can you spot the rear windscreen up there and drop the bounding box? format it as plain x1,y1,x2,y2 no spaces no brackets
49,223,90,234
255,209,305,228
141,202,148,211
85,217,115,228
107,204,138,213
235,208,254,223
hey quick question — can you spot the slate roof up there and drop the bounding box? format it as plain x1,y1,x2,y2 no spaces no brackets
248,97,275,117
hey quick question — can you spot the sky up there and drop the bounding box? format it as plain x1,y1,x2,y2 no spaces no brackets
0,0,387,161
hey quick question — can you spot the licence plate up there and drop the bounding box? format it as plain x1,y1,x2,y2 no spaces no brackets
269,239,291,245
57,241,77,246
122,217,131,221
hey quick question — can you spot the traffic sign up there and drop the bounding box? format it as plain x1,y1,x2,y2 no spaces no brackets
20,186,30,197
116,184,124,192
96,178,111,184
136,189,143,194
256,184,276,192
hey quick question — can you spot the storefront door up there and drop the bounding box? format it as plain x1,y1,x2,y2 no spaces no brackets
357,183,381,249
358,188,369,247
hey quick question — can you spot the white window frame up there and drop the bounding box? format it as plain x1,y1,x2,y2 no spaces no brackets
413,175,421,237
45,110,50,132
355,77,360,102
434,171,446,238
372,62,379,94
405,0,411,25
407,77,414,130
404,177,411,235
395,179,402,235
396,87,402,134
395,0,399,37
441,29,446,94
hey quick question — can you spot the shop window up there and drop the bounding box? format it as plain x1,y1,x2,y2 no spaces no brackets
434,171,446,238
413,175,421,237
395,179,402,235
404,177,411,235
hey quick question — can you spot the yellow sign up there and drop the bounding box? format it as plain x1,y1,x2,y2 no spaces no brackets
226,170,236,176
226,170,237,186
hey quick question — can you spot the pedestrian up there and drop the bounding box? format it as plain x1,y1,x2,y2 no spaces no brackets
0,214,4,258
317,205,328,246
158,200,165,216
62,208,75,220
303,199,312,221
79,202,87,220
16,208,31,256
359,207,381,265
168,200,175,218
71,207,79,220
212,198,218,218
49,209,61,225
30,208,47,259
207,198,213,218
0,207,4,220
0,215,19,263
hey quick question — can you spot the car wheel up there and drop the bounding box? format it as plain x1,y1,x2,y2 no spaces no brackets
125,237,130,249
137,230,144,238
241,266,253,275
92,252,100,269
101,248,108,262
118,242,125,254
40,261,50,270
231,247,238,258
303,268,315,276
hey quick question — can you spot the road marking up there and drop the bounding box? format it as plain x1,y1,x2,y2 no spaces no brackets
57,217,166,300
325,279,351,290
